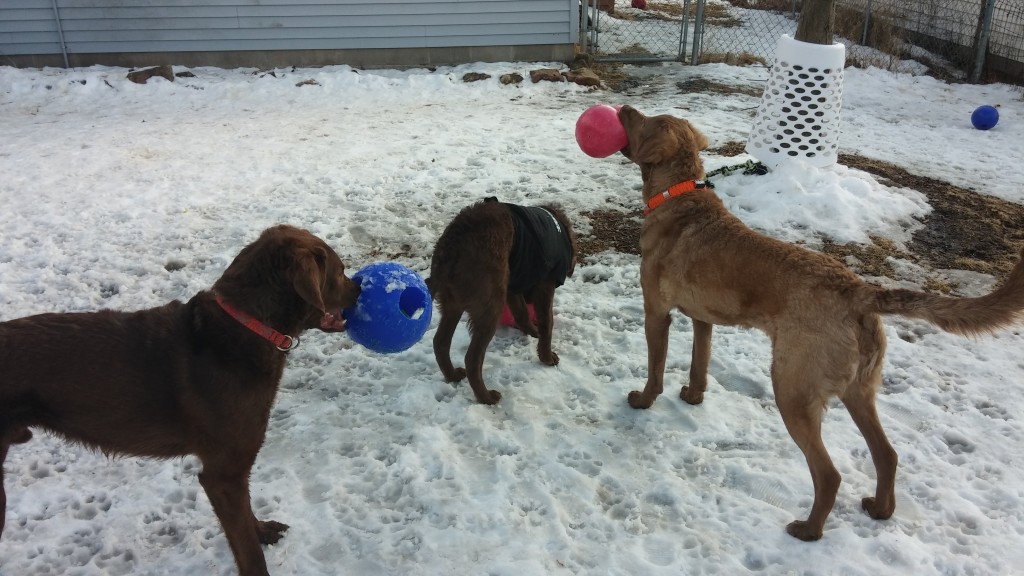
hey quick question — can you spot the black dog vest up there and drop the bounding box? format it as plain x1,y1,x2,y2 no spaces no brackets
504,203,573,294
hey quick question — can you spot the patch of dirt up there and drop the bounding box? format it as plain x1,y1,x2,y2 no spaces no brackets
578,208,642,259
647,1,686,18
839,153,1024,277
819,235,905,279
575,145,1024,288
707,141,747,156
701,3,744,27
699,52,769,67
677,78,764,97
586,61,634,91
620,44,656,57
725,0,794,11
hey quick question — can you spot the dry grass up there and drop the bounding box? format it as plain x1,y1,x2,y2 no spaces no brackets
839,153,1024,277
699,51,769,67
726,0,795,11
704,3,744,27
708,141,748,156
620,44,656,56
677,77,764,96
835,3,911,72
647,1,685,18
578,208,642,258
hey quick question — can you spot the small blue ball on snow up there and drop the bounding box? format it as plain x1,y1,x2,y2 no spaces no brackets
971,105,999,130
343,261,432,354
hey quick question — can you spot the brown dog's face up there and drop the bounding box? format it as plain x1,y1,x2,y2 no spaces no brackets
287,230,361,332
617,105,709,168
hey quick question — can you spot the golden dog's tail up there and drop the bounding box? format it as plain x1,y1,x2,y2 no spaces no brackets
869,247,1024,336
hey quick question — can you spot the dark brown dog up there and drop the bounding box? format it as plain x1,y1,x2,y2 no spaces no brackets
0,225,361,576
617,105,1024,541
428,197,577,404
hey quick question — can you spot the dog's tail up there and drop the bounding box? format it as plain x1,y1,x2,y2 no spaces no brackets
868,247,1024,336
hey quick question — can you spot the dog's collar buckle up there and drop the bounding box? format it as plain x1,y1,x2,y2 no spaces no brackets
644,179,712,216
214,293,300,352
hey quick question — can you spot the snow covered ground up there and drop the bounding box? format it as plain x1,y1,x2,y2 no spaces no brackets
0,51,1022,576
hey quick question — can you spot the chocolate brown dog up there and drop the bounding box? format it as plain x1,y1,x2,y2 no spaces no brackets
617,105,1024,541
427,197,577,404
0,225,361,576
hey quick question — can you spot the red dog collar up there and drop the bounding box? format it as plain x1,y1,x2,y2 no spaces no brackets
644,179,712,216
215,293,299,351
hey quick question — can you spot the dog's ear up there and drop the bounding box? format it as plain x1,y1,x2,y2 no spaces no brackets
630,117,708,165
292,245,329,314
680,119,710,153
628,119,674,165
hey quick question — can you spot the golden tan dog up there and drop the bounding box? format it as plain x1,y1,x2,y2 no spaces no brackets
617,105,1024,541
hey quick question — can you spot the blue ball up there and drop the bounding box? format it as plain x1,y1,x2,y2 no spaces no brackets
343,261,432,354
971,105,999,130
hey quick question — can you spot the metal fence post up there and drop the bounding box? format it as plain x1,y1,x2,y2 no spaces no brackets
680,0,692,62
690,0,705,65
50,0,69,68
971,0,998,83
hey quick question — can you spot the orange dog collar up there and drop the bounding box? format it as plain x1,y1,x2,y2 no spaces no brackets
644,179,712,216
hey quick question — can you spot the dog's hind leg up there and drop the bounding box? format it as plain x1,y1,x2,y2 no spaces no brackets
465,300,503,404
532,283,558,366
842,383,897,521
842,316,897,521
680,319,712,405
773,362,841,541
433,303,467,383
628,310,672,409
506,293,539,338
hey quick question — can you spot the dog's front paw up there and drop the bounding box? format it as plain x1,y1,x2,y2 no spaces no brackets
861,496,895,520
627,390,655,409
785,520,822,541
444,368,467,383
257,520,290,545
539,350,559,366
680,386,704,405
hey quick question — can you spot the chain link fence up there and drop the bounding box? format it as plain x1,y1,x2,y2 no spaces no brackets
580,0,702,62
834,0,1024,83
582,0,1023,85
699,0,797,64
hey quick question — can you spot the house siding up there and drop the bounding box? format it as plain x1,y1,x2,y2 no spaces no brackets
1,0,578,68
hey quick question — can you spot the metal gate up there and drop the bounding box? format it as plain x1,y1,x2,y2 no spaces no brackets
579,0,709,63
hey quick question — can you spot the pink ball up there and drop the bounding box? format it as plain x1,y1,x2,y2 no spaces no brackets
575,104,628,158
499,303,537,328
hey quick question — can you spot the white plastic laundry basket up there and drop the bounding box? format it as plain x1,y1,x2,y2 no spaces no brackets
746,35,846,169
